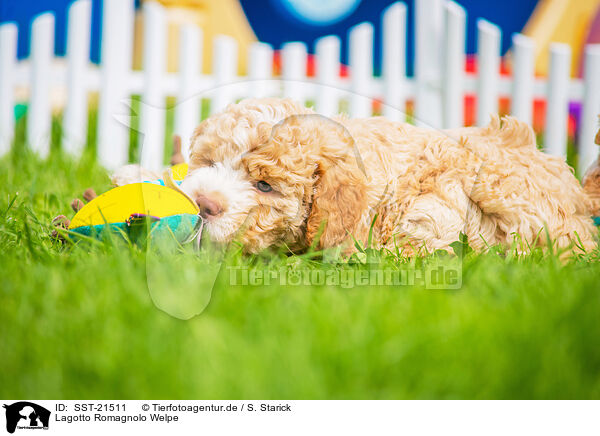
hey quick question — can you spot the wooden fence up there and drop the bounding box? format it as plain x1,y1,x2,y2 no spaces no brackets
0,0,599,174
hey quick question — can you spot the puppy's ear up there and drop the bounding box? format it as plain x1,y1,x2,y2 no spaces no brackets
306,159,368,249
267,113,368,249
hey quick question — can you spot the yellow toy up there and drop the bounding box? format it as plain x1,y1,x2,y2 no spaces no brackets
66,164,202,244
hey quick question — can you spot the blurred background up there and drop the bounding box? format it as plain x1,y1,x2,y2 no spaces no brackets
1,0,600,172
3,0,600,75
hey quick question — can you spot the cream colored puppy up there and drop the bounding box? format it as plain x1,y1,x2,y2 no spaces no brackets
113,98,598,254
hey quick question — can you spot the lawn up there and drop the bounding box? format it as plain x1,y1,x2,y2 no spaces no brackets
1,120,600,399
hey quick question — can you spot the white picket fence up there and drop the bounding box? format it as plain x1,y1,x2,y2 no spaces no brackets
1,0,600,174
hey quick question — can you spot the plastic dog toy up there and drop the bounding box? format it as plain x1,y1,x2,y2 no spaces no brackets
65,163,202,244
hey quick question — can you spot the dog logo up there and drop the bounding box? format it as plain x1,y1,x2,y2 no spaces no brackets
3,402,50,433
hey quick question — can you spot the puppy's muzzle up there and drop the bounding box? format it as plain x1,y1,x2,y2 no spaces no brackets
196,194,223,220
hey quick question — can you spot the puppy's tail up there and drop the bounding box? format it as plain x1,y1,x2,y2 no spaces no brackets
582,123,600,216
483,115,536,150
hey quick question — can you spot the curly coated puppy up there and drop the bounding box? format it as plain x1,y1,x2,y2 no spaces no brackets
113,98,598,254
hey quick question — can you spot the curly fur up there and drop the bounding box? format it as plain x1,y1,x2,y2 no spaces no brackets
115,98,599,255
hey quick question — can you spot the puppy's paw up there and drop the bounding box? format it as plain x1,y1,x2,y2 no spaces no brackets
111,164,160,186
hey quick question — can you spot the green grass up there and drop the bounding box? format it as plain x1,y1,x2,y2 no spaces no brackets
2,124,600,399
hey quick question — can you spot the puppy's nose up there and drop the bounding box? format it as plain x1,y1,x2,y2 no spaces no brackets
196,194,223,219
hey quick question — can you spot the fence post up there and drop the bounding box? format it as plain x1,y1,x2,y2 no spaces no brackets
476,19,501,127
511,33,535,125
442,1,466,129
211,35,238,115
174,25,202,162
315,36,340,117
248,42,274,99
382,2,406,122
0,22,17,156
282,42,308,105
544,43,571,157
139,1,167,172
578,44,600,176
28,13,54,157
64,0,92,157
415,0,443,128
97,0,135,170
349,22,373,118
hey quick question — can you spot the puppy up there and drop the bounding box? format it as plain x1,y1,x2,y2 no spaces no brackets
582,123,600,216
114,98,598,255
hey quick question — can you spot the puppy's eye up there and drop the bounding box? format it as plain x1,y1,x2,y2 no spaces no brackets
200,159,215,168
256,181,272,193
